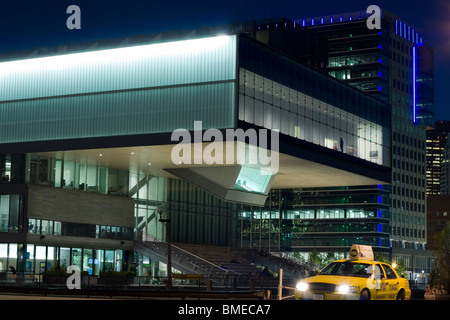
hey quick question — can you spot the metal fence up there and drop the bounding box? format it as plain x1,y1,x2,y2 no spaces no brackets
0,271,280,292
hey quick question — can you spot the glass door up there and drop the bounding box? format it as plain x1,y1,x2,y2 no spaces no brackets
83,249,93,275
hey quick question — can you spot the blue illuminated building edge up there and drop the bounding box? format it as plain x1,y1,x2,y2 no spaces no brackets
413,45,417,123
395,19,423,44
412,43,424,124
394,17,424,125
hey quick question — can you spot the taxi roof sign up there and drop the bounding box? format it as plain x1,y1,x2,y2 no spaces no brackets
349,244,374,261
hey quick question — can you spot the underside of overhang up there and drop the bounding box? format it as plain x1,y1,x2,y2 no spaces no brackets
32,140,389,206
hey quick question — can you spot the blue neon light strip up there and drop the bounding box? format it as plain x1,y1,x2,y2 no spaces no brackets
413,46,416,122
395,20,422,45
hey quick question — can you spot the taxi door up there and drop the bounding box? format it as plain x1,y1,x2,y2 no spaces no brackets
381,264,400,299
374,264,388,300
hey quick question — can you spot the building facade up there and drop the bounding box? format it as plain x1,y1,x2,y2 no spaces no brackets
0,29,390,277
440,136,450,195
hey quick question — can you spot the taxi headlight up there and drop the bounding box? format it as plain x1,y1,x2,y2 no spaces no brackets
336,285,358,293
296,282,308,292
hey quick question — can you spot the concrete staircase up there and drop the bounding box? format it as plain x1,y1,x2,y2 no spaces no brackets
135,233,311,288
174,243,263,277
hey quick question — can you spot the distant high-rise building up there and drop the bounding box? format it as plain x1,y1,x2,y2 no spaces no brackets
426,121,450,195
440,134,450,195
426,195,450,250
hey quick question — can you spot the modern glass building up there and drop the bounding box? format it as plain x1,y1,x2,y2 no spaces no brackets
244,9,434,279
0,26,391,277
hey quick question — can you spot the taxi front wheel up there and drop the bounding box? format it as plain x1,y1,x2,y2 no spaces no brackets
359,289,370,300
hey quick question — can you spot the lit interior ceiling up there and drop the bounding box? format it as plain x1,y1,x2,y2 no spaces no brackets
33,142,387,200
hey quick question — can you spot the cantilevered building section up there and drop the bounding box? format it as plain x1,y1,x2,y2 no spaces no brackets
0,34,390,198
0,29,390,275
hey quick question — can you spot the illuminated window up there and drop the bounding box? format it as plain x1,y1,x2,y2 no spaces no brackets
233,166,272,194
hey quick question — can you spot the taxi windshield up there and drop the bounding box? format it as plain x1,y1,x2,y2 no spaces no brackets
319,262,373,278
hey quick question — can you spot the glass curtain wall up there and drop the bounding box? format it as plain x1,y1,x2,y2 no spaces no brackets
0,194,24,233
167,178,238,246
131,172,168,241
0,243,17,272
5,244,128,275
239,187,391,253
61,159,117,194
239,69,388,166
28,155,130,196
238,35,390,167
239,190,282,250
1,154,26,183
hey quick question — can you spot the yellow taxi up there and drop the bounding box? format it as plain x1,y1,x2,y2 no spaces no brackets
295,245,411,300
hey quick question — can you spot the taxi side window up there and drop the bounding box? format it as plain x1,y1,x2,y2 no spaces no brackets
382,265,397,279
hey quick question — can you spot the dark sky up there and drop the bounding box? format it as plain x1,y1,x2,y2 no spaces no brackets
1,0,448,120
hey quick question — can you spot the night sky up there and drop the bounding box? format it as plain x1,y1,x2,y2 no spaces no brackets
1,0,448,120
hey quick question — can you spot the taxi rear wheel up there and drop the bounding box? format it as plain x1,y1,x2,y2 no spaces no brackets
359,289,370,300
396,289,405,300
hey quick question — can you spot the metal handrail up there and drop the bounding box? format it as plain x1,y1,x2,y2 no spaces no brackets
136,232,244,286
139,231,235,274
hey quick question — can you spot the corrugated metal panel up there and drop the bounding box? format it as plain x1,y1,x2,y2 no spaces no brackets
0,35,236,102
0,83,235,143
